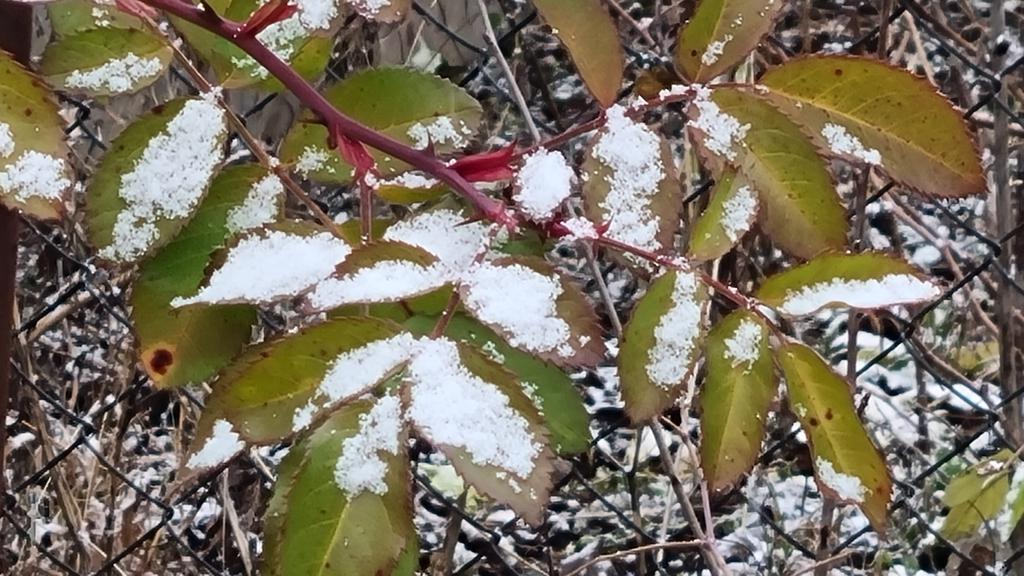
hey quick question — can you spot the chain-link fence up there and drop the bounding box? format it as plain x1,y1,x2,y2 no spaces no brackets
2,0,1023,574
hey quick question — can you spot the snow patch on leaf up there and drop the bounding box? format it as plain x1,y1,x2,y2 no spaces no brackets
407,116,470,150
591,105,667,252
99,98,227,262
462,263,575,359
226,174,283,233
721,184,757,241
514,149,573,221
997,465,1024,541
701,35,733,66
407,338,541,480
188,419,243,469
295,146,335,177
816,456,867,503
0,151,70,203
383,171,438,189
778,274,939,316
561,217,599,241
309,260,446,308
345,0,393,19
334,395,402,495
65,53,164,94
172,230,351,306
688,87,750,161
647,272,703,388
723,319,762,370
382,209,489,276
821,123,883,166
0,122,14,158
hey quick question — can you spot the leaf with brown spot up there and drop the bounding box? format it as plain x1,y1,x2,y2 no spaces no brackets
675,0,785,82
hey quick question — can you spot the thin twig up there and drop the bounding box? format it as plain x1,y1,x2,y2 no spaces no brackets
475,0,540,144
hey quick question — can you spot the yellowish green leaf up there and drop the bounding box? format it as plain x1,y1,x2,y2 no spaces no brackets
779,341,891,533
760,56,984,197
688,168,758,261
675,0,784,82
48,0,143,36
940,451,1014,540
39,28,172,96
700,311,774,492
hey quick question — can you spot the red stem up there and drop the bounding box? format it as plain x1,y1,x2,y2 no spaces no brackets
141,0,514,227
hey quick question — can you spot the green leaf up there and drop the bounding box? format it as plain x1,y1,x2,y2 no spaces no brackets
405,337,556,525
376,172,448,205
306,241,443,310
1001,467,1024,542
48,0,143,36
532,0,625,108
581,109,680,265
405,314,592,454
85,97,228,263
779,341,891,533
940,451,1014,540
171,0,331,90
187,317,406,454
760,56,985,197
700,311,775,492
264,399,416,576
39,28,172,96
459,257,605,369
619,270,708,423
687,87,847,259
280,68,483,184
171,221,352,306
675,0,785,82
0,52,72,220
132,165,273,389
756,252,940,317
688,168,758,262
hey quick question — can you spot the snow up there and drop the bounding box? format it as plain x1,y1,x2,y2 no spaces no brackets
382,209,489,277
777,274,940,316
688,87,750,161
225,174,283,233
231,0,339,81
701,35,733,66
561,217,599,241
407,116,470,150
0,122,14,158
591,105,667,253
297,0,338,29
292,334,416,431
334,395,402,495
383,171,438,189
821,123,883,165
720,185,758,241
815,456,866,503
346,0,392,18
171,230,351,306
647,272,703,388
406,338,541,480
295,146,334,177
308,259,446,308
723,319,762,370
461,263,576,358
514,149,574,221
65,53,164,94
187,419,243,469
0,151,70,203
100,97,226,262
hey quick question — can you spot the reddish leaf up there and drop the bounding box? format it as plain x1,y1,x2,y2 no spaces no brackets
450,144,516,183
237,0,297,37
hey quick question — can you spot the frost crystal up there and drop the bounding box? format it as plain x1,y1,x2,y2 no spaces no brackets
100,98,226,262
295,146,335,177
647,272,703,387
0,122,14,158
187,419,243,469
382,209,489,277
821,123,882,166
720,185,758,241
591,105,666,252
688,88,750,161
407,338,541,479
172,231,351,306
407,117,470,150
723,319,762,370
0,151,70,203
226,174,283,233
309,259,446,309
815,457,866,503
514,149,574,221
461,263,576,358
65,53,164,94
701,34,733,66
779,275,939,316
334,395,402,495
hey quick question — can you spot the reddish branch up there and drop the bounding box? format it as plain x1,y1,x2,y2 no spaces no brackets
140,0,515,227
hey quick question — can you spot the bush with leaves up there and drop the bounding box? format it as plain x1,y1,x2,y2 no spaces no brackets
1,0,1021,573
